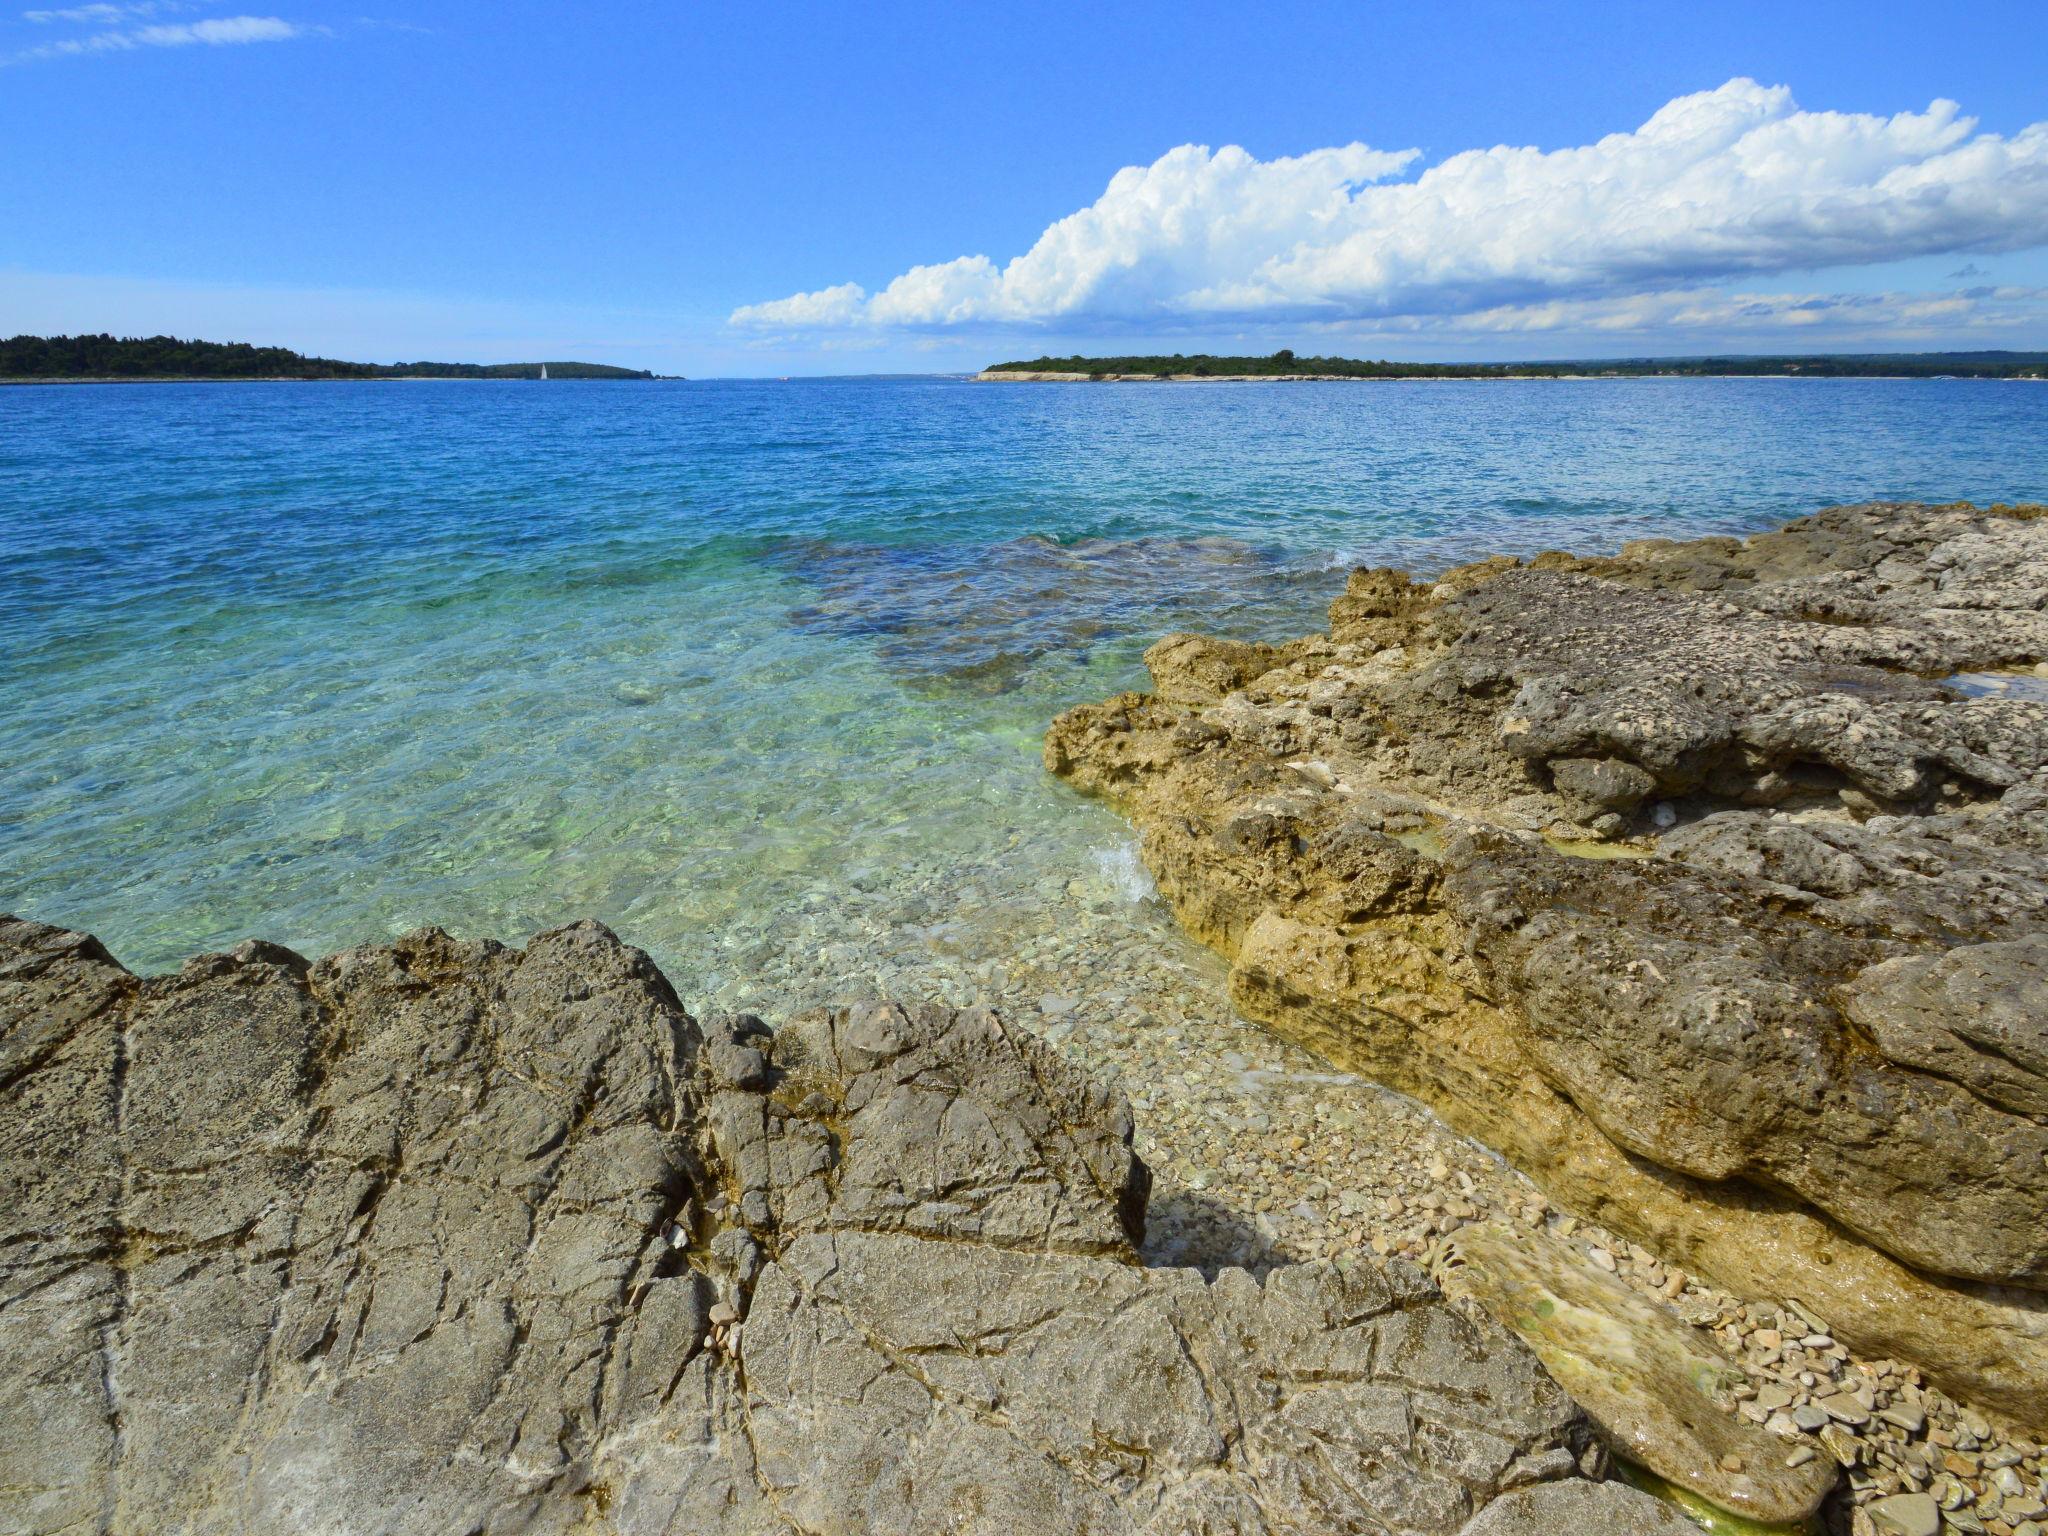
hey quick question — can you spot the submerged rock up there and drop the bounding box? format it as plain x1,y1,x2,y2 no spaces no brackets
773,531,1326,693
0,915,1656,1535
1045,500,2048,1425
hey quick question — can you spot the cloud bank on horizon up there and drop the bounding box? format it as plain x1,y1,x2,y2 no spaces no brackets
730,80,2048,343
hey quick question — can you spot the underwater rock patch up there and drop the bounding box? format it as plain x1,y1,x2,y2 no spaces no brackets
772,532,1326,691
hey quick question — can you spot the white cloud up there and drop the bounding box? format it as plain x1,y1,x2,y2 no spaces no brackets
732,80,2048,334
737,280,868,328
24,4,141,23
137,14,295,43
1331,283,2048,342
6,10,305,62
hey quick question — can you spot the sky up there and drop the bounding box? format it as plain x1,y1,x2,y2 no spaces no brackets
3,0,2048,375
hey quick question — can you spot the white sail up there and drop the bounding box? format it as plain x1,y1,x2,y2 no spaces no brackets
539,362,548,380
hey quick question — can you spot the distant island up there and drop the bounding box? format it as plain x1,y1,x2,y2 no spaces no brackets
1,334,662,382
980,348,2048,381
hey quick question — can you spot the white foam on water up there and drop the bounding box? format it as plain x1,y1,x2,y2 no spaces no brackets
1092,842,1157,903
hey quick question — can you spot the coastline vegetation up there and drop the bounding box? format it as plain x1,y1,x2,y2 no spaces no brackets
986,348,2048,379
1,334,657,381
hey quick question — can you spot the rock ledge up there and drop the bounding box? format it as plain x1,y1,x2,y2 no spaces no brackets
0,916,1687,1535
1046,501,2048,1427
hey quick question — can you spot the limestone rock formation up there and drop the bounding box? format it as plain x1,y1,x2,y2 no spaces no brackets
1045,501,2048,1426
0,915,1658,1535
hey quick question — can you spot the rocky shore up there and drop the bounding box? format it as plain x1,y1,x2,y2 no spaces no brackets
0,916,1704,1535
1049,501,2048,1533
5,500,2044,1535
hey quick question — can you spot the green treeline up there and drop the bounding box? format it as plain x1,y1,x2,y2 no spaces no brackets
988,348,2048,379
3,333,379,378
1,334,656,380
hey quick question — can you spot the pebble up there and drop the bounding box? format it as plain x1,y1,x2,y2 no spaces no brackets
1866,1491,1941,1536
1822,1392,1874,1425
1820,1424,1863,1467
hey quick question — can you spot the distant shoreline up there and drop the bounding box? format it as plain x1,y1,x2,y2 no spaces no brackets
0,375,680,387
978,348,2048,382
0,335,665,383
973,369,2046,383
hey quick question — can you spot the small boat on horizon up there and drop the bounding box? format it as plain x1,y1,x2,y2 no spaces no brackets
539,362,549,380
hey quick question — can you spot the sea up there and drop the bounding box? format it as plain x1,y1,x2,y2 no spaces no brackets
5,375,2046,1008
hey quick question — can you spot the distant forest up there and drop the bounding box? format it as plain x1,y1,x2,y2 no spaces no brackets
988,349,2048,380
1,334,657,380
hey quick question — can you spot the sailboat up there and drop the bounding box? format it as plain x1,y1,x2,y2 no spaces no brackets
539,362,548,380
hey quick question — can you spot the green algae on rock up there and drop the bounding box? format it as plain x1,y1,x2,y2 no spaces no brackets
1612,1461,1823,1536
1437,1223,1836,1527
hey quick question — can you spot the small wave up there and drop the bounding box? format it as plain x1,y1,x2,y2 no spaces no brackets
1091,842,1157,903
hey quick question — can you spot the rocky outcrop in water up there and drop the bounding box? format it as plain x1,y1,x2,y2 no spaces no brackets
0,915,1698,1535
1046,501,2048,1428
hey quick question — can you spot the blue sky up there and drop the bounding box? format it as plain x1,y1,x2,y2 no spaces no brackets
4,0,2047,374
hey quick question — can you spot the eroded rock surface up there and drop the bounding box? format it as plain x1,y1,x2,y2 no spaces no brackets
1045,501,2048,1425
0,915,1653,1535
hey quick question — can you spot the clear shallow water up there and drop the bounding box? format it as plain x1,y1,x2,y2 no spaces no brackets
4,376,2046,1002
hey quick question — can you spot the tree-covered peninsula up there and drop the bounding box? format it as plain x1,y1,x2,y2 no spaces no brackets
1,334,658,381
982,348,2048,380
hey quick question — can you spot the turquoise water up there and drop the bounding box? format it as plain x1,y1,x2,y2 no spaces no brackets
4,376,2046,1000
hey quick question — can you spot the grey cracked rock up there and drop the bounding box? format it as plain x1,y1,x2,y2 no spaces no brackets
0,914,1660,1535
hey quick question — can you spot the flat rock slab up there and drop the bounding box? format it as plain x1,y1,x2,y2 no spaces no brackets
0,915,1669,1536
1438,1224,1837,1525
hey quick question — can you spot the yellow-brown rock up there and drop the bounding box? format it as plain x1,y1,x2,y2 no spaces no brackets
1046,501,2048,1426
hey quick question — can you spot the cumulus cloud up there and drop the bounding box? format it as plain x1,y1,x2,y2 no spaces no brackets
732,80,2048,333
7,8,307,62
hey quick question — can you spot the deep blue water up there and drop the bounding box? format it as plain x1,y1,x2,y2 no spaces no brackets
4,375,2045,989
